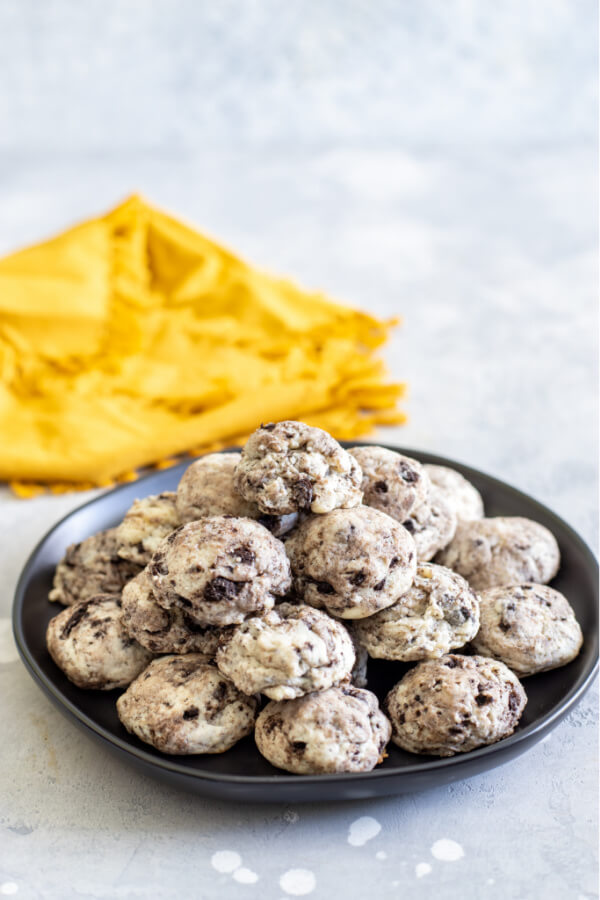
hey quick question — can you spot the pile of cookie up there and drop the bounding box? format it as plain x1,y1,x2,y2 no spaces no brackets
46,421,583,774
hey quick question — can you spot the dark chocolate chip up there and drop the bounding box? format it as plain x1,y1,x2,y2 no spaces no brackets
403,519,415,534
150,556,168,577
444,609,465,627
204,577,244,602
475,693,492,706
232,546,255,566
350,571,366,586
316,581,335,595
374,579,386,591
260,422,276,431
291,741,307,752
166,526,184,544
183,707,199,720
508,691,521,713
292,477,314,509
374,481,388,493
398,462,418,484
61,599,96,638
264,715,283,734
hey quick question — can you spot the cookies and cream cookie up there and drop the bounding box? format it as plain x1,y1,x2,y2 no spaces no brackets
117,654,257,754
216,603,355,700
386,654,527,757
176,453,297,537
471,583,583,676
49,529,141,606
255,685,391,774
353,563,479,661
285,506,417,619
46,594,152,690
234,421,362,515
402,488,457,561
435,517,560,591
149,517,291,626
424,464,484,522
349,445,430,522
115,492,180,565
121,569,230,656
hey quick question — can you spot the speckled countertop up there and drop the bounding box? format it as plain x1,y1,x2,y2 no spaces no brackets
0,2,598,898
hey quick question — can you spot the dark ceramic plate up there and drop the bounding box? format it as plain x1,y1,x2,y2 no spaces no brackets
13,445,598,803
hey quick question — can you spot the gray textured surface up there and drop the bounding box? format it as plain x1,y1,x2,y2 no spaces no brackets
0,2,598,898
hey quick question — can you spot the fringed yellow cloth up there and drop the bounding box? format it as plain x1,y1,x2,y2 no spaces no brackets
0,196,405,495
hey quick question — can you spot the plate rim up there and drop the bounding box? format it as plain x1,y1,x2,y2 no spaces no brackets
12,444,599,787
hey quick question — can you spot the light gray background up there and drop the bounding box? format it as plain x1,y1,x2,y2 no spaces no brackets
0,2,597,898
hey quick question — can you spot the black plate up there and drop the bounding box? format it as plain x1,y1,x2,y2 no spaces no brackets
12,445,598,803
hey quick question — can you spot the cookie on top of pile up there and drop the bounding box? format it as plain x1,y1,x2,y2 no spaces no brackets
46,420,583,774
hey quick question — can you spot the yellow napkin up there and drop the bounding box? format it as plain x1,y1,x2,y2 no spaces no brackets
0,195,405,495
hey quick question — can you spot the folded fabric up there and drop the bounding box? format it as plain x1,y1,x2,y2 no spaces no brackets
0,195,405,495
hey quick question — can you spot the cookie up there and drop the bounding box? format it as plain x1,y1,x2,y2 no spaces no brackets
176,453,298,537
46,594,152,690
255,685,391,774
349,446,429,521
424,464,484,522
235,421,362,515
471,583,583,676
435,517,560,591
285,506,417,619
121,569,230,656
49,528,141,606
353,563,480,661
402,488,457,561
149,517,291,626
386,654,527,757
216,603,355,700
117,654,258,754
115,492,180,565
